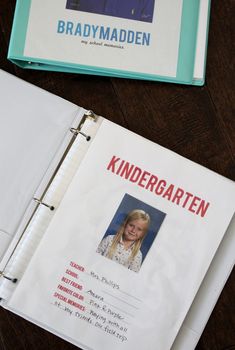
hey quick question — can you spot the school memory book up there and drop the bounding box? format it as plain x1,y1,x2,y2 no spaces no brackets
0,69,234,350
8,0,211,85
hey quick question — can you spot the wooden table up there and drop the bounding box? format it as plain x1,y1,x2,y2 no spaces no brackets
0,1,234,349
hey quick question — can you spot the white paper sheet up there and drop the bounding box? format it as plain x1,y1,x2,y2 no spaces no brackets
7,120,235,350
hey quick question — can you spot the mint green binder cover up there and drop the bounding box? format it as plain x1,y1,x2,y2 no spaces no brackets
8,0,200,85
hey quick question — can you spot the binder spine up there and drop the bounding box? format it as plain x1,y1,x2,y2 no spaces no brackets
0,111,101,303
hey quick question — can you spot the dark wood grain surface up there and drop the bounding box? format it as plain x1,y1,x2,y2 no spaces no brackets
0,1,234,350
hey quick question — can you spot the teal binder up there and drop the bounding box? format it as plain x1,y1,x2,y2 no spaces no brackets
8,0,211,85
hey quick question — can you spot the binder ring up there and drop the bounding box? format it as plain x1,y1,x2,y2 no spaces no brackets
84,110,97,121
34,198,55,211
0,271,18,283
70,128,91,141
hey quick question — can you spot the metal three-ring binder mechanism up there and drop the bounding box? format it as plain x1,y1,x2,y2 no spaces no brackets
0,109,101,301
0,109,100,300
32,110,96,212
0,69,102,302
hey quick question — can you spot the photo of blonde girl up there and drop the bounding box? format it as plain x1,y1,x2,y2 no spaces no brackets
97,194,166,273
97,209,150,272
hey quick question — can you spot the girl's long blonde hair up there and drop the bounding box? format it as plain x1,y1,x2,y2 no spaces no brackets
107,209,150,262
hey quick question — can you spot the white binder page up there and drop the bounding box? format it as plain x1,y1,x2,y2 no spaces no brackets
7,120,235,350
0,69,79,260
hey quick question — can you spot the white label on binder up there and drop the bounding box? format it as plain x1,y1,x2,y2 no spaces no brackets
24,0,183,77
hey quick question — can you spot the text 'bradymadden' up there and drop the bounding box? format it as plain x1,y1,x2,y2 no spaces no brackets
107,156,210,218
57,20,151,46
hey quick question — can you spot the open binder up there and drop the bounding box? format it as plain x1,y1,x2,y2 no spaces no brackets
0,69,234,350
8,0,211,85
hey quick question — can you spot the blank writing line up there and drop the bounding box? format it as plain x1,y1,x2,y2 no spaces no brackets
102,290,139,310
118,289,143,303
